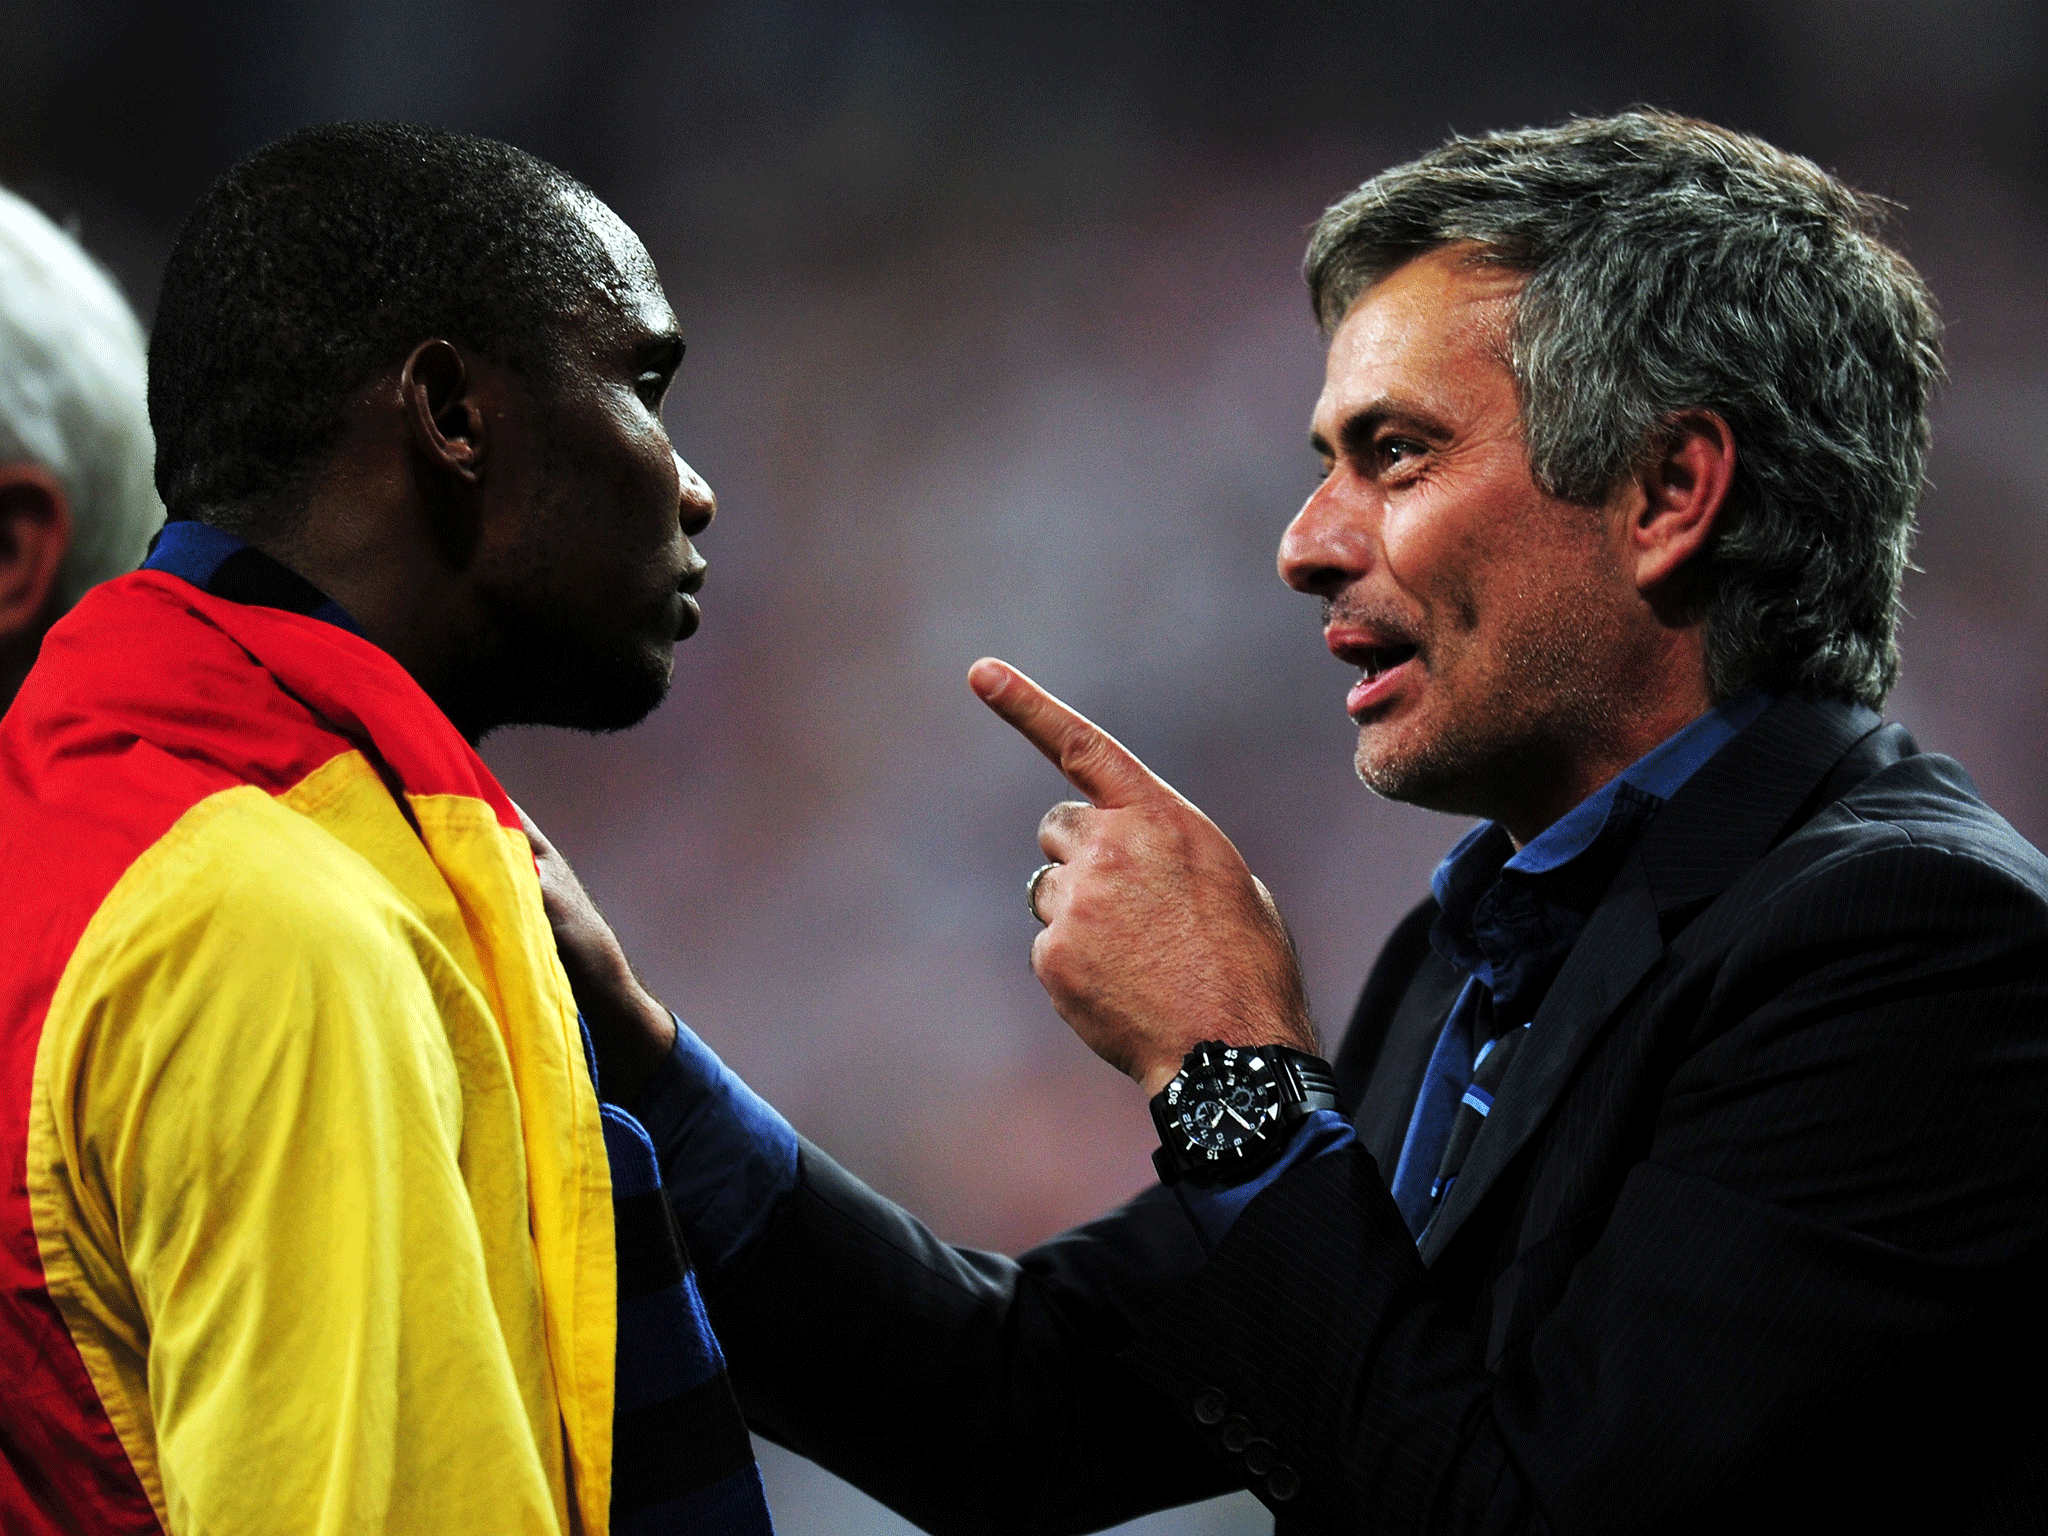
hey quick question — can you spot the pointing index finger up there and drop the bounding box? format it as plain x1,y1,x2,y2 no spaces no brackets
968,657,1168,809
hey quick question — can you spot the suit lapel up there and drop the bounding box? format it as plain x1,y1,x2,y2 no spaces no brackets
1416,696,1886,1263
1353,948,1466,1179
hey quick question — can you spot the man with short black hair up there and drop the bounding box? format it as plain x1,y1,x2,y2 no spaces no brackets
0,185,161,713
0,124,761,1535
561,111,2048,1531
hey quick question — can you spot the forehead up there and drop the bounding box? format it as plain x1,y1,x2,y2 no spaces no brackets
1314,246,1525,430
559,187,676,338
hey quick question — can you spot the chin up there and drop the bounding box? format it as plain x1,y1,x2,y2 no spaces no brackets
1354,724,1432,804
546,651,674,735
1355,749,1446,810
447,637,675,741
1353,722,1490,817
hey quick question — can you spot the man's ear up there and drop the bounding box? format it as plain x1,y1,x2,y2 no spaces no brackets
399,339,486,485
0,463,72,643
399,339,490,567
1627,408,1736,595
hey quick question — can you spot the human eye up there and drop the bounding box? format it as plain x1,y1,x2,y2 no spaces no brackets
634,335,685,409
1374,434,1428,475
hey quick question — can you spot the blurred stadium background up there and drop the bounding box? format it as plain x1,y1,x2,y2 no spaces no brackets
6,2,2043,1529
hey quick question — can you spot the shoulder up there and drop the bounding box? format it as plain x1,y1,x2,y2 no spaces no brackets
95,778,416,958
37,777,471,1196
6,574,362,814
1748,747,2048,935
1667,746,2048,1059
50,776,454,1084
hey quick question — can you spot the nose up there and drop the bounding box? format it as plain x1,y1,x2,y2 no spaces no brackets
1277,475,1373,599
676,450,716,538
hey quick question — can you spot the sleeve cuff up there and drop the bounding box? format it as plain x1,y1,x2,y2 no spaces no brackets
629,1015,801,1279
1172,1108,1356,1251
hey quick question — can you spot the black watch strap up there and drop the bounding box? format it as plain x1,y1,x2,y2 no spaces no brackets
1274,1046,1340,1113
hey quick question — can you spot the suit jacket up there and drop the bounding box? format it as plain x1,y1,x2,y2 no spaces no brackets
704,696,2048,1533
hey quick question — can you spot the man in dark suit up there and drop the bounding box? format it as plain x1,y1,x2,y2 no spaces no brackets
549,110,2048,1531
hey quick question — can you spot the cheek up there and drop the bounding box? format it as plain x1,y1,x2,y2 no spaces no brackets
1380,494,1489,635
591,424,681,540
644,433,682,519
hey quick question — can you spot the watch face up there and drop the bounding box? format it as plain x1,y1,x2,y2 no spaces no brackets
1161,1046,1285,1165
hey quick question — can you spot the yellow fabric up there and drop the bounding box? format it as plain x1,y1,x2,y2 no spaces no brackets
27,750,615,1535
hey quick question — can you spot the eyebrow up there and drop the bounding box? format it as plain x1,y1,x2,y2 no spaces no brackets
1309,395,1453,460
636,331,685,373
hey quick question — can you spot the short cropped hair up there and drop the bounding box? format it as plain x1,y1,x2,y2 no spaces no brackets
1306,110,1942,709
150,122,617,533
0,185,161,610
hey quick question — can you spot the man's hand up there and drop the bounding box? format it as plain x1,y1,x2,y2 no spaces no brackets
968,658,1317,1097
516,804,678,1105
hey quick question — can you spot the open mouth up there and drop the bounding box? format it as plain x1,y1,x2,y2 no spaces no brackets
1343,641,1419,717
1358,644,1417,680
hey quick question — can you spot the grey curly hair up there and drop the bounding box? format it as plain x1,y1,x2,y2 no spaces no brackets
1306,110,1942,708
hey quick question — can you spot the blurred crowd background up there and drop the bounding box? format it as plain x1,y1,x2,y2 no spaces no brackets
6,2,2043,1530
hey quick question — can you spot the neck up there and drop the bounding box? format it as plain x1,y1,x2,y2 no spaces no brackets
1496,689,1717,849
0,625,40,715
0,589,64,715
213,485,497,744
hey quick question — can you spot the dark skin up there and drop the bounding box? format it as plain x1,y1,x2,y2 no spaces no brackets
231,199,704,1103
522,807,677,1103
0,463,72,713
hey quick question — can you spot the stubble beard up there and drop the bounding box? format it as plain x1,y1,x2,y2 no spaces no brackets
495,612,674,737
1350,571,1622,828
440,476,678,742
434,610,675,743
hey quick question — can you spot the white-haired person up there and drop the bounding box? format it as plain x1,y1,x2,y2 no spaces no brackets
0,184,160,712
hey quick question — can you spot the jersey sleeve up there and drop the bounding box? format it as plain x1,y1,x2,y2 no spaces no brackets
28,784,575,1536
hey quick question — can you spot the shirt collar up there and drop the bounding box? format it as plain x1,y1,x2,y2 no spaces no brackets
1428,687,1773,1021
1504,687,1773,877
142,519,364,636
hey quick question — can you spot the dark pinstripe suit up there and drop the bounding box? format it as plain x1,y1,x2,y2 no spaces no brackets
707,696,2048,1533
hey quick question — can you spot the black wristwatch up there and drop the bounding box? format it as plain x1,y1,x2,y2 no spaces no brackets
1150,1041,1340,1188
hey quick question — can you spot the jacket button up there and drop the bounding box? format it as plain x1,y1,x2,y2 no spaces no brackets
1243,1438,1276,1475
1192,1390,1228,1426
1267,1464,1301,1502
1220,1416,1254,1453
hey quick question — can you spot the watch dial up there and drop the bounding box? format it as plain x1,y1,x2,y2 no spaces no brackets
1165,1048,1284,1159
